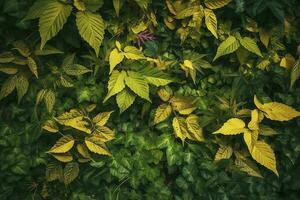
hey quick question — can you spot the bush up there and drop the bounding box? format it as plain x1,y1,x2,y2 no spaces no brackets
1,0,300,199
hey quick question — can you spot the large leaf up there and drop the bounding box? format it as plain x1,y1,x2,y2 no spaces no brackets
214,118,247,135
204,0,232,9
239,37,263,57
204,8,218,39
76,11,105,56
125,71,150,101
254,96,300,121
104,70,127,102
48,135,75,154
39,1,72,49
140,66,173,86
213,36,240,61
85,136,111,156
250,141,278,176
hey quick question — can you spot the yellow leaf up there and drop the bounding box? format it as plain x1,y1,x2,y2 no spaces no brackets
214,118,246,135
109,48,124,74
280,54,296,69
157,87,172,102
93,111,114,126
259,28,270,48
172,117,189,144
204,0,232,9
243,129,258,152
42,120,59,133
93,126,115,142
154,104,172,124
115,41,122,51
186,114,204,142
48,135,75,154
248,109,263,131
73,0,86,11
170,96,197,115
214,145,233,161
164,16,176,30
182,60,193,69
51,152,73,163
254,95,300,121
250,141,278,176
85,137,112,156
131,21,148,34
124,46,145,60
204,9,218,38
76,144,91,159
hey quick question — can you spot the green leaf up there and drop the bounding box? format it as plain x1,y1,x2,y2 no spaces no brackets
103,70,127,102
64,64,91,76
0,75,17,100
15,73,29,103
12,41,31,57
64,162,79,185
116,88,136,113
27,57,38,78
140,66,173,86
204,0,232,9
204,8,218,39
39,1,72,49
34,45,63,55
175,6,200,19
24,0,52,20
290,59,300,88
44,89,56,113
125,71,150,101
238,37,263,57
76,11,105,57
213,36,240,61
113,0,121,17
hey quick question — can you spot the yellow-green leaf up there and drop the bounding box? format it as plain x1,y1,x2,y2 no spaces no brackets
280,54,296,69
175,6,200,19
290,59,300,88
46,162,63,182
85,136,112,156
44,89,56,113
48,135,75,154
204,8,218,39
124,46,145,60
103,70,127,102
214,118,246,135
0,75,17,100
76,144,91,159
214,145,233,161
15,73,29,103
76,11,105,57
235,157,263,178
243,129,258,152
74,0,86,11
170,96,197,115
12,41,31,57
157,86,173,102
250,141,278,176
116,88,136,113
109,48,124,74
113,0,121,17
125,71,150,101
93,126,115,142
204,0,232,9
259,28,270,48
42,120,59,133
239,37,263,57
154,104,172,124
213,36,240,61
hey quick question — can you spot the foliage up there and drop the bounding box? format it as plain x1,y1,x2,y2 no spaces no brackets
1,0,300,199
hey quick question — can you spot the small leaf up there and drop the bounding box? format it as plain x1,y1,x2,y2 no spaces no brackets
64,162,79,185
93,111,114,126
125,71,150,101
76,11,105,57
235,157,263,178
186,114,204,142
250,141,278,176
51,152,73,163
42,120,59,133
213,36,240,61
0,66,18,74
259,28,270,48
170,96,197,115
44,89,56,113
48,135,75,154
154,104,172,124
172,117,189,144
0,75,17,100
116,88,136,113
124,46,145,60
204,0,232,9
109,48,124,74
204,9,218,39
113,0,121,17
15,73,29,103
27,57,38,78
157,87,173,102
39,1,72,49
239,37,263,57
74,0,86,11
85,137,112,156
214,118,246,135
76,144,91,159
12,41,31,57
103,70,127,102
175,6,200,19
214,145,233,161
93,126,115,142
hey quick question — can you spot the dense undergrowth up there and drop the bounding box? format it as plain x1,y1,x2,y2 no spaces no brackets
1,0,300,199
